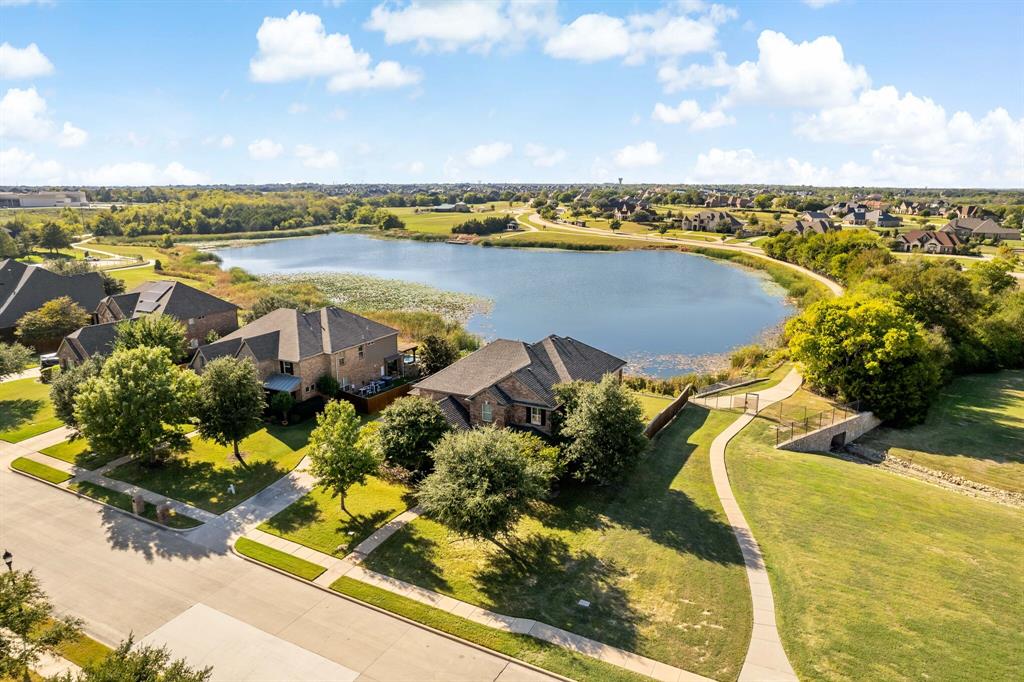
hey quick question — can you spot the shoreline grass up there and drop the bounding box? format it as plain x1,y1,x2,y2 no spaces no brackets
235,537,326,580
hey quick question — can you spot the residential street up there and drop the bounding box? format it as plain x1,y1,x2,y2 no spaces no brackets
0,449,557,682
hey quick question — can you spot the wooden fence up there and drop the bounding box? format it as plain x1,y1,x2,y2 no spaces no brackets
643,384,695,439
338,382,414,415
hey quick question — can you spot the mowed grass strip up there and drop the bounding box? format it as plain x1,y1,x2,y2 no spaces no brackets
259,477,410,557
0,378,61,443
68,480,202,529
11,457,71,484
728,417,1024,682
364,406,751,679
857,370,1024,492
235,537,326,581
634,391,673,421
331,576,647,682
40,438,122,471
107,421,314,514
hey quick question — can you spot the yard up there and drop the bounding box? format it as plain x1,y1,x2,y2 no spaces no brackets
391,204,518,235
40,438,123,470
727,416,1024,682
857,370,1024,492
105,420,315,514
363,406,752,680
0,378,61,443
634,391,672,421
259,478,411,556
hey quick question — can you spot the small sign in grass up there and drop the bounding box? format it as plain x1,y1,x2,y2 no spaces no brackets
11,457,71,484
235,537,326,581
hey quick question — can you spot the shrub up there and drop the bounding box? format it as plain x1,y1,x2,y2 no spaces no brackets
376,396,450,475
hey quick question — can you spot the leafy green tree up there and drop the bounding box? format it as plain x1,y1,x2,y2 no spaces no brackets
307,400,380,516
418,334,458,375
270,391,294,422
38,221,72,253
787,294,945,425
969,258,1016,295
114,315,189,363
417,428,549,558
0,230,21,258
75,346,199,465
57,636,211,682
0,569,83,679
609,219,622,231
195,357,266,465
0,342,33,381
977,291,1024,368
15,297,90,348
558,374,647,485
50,354,105,428
376,395,450,475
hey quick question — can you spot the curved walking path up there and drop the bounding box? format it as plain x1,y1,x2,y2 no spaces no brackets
72,236,155,271
709,369,804,681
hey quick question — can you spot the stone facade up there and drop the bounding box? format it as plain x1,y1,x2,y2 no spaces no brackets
777,411,881,453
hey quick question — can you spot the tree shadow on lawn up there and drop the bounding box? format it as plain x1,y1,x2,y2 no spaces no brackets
0,398,44,433
262,491,404,556
362,524,451,594
474,532,642,652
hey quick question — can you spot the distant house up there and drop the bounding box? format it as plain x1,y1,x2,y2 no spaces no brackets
955,205,984,219
843,210,868,226
413,335,625,434
865,210,902,227
677,210,743,233
941,217,1021,242
55,321,119,369
432,202,471,213
95,281,239,349
190,307,402,402
782,218,837,237
799,211,830,222
0,259,105,344
703,195,728,208
895,200,926,215
826,201,866,218
895,230,961,254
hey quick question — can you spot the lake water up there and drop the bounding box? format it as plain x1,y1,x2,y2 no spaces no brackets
214,233,793,377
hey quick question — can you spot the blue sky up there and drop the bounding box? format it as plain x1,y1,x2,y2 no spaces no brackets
1,0,1022,187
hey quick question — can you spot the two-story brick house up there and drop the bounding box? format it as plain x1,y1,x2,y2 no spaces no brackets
95,281,239,349
190,306,402,401
412,335,626,435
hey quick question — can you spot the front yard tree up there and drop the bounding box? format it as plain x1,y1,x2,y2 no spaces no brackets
0,342,33,381
56,636,211,682
38,221,72,253
15,296,90,348
0,569,83,679
114,315,189,363
417,428,549,558
376,395,450,475
559,374,647,485
50,354,105,428
787,294,945,425
195,357,266,466
75,346,199,465
307,400,380,517
419,334,458,375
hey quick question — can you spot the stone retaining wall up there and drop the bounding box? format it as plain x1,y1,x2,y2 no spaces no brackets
777,411,881,452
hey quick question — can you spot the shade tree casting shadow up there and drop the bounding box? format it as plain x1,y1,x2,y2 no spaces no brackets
0,398,45,433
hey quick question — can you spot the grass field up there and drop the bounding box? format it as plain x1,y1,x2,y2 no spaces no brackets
0,378,61,443
391,204,518,234
40,438,122,470
11,457,71,484
635,391,673,421
107,421,314,513
259,478,410,557
727,416,1024,682
235,537,326,580
365,407,751,679
68,480,202,529
858,370,1024,492
483,229,634,250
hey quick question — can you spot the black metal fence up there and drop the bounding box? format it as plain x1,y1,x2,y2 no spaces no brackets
773,401,861,446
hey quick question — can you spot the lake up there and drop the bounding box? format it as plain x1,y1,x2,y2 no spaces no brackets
214,233,793,377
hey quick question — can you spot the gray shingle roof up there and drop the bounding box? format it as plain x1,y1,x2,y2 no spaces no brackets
0,259,105,328
436,396,471,430
103,281,238,320
59,321,119,363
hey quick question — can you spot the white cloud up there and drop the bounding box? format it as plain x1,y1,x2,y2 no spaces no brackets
466,141,512,167
295,143,339,169
524,143,567,167
395,159,425,174
57,121,87,147
329,107,347,121
651,99,734,129
0,147,61,184
365,0,557,53
250,10,420,92
0,87,51,139
614,141,663,167
218,134,235,148
78,161,208,186
544,14,631,62
0,42,54,79
248,138,284,160
660,30,870,107
287,102,308,114
162,162,208,184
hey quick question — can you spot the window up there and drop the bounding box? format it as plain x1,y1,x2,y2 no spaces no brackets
481,402,493,423
280,361,293,375
529,407,545,426
358,344,364,358
338,353,346,366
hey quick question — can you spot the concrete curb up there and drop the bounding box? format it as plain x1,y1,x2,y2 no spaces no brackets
229,543,574,682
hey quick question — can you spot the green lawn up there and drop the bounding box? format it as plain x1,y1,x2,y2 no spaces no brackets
858,370,1024,492
259,478,410,557
0,378,61,443
40,438,122,470
106,421,314,514
484,229,633,250
11,457,71,484
235,537,326,580
391,204,517,234
68,480,202,529
727,416,1024,682
634,391,672,421
364,407,751,679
